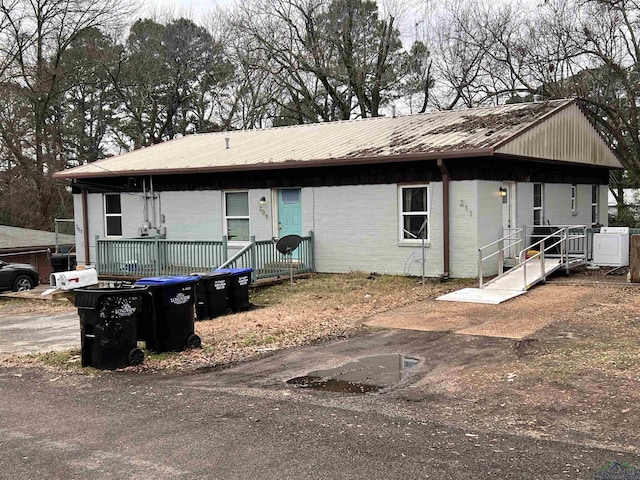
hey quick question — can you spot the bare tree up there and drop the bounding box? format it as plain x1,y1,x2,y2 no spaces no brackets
419,0,640,220
229,0,408,124
0,0,134,228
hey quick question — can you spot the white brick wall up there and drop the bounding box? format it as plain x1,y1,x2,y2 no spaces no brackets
518,182,535,227
515,183,602,230
310,183,444,277
73,194,86,264
448,181,480,277
249,189,274,240
598,184,608,226
160,191,222,240
75,179,609,276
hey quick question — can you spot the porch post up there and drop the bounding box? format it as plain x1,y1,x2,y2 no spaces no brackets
222,236,228,264
250,235,257,282
540,240,546,282
437,159,450,280
95,235,101,274
309,230,315,273
154,235,160,276
82,188,90,266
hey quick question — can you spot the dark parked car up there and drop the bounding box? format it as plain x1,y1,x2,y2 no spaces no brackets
0,260,39,291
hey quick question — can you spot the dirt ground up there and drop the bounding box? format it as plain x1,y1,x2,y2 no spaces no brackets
393,270,640,453
2,267,639,452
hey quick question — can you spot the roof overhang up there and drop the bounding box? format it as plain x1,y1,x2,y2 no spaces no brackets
493,152,622,170
54,99,623,180
60,149,497,179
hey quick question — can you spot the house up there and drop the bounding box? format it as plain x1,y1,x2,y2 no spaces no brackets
0,225,75,282
55,99,622,279
608,188,640,217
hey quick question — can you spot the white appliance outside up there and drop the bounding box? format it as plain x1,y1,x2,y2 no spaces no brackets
593,227,630,267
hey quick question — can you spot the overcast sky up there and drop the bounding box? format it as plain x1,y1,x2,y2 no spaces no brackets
143,0,228,18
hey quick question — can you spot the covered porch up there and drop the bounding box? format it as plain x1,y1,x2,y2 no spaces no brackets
94,232,315,283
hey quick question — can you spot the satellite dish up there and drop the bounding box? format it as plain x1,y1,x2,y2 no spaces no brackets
275,235,302,287
276,235,302,255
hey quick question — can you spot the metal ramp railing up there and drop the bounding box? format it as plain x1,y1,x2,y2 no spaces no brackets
479,225,588,292
478,228,524,288
438,225,588,304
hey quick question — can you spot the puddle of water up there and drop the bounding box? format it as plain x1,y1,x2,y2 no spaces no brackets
286,354,419,393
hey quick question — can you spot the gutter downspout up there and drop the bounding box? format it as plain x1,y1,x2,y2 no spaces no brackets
81,188,90,266
437,159,450,280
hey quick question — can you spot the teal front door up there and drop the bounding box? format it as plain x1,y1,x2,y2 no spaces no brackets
277,188,303,258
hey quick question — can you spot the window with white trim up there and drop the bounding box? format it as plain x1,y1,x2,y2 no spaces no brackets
399,185,429,241
591,185,599,225
571,184,577,214
104,194,122,236
225,191,250,242
533,183,543,225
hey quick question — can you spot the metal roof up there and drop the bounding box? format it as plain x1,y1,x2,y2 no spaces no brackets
56,99,623,179
0,225,75,251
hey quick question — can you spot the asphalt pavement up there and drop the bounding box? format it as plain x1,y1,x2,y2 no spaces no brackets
2,329,639,479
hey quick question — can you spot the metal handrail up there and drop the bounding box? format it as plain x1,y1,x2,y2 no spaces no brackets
517,226,587,290
478,228,523,287
479,225,588,290
517,228,564,290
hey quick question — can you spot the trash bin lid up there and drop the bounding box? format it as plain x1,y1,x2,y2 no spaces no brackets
198,271,232,279
135,275,201,286
74,286,147,309
214,268,253,275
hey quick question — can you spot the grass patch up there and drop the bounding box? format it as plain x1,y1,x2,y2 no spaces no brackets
143,350,177,362
29,349,85,372
0,297,75,315
37,350,77,366
4,272,474,374
251,272,463,309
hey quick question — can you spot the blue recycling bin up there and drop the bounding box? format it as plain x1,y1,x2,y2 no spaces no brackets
134,275,201,352
214,268,253,312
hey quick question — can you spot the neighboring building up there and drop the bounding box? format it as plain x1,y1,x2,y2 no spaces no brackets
608,189,640,217
0,225,75,282
56,99,622,279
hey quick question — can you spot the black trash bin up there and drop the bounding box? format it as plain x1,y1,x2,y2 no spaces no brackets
214,268,253,312
75,287,146,370
134,275,201,352
195,271,232,320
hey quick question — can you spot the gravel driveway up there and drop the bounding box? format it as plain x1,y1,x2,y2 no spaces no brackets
0,310,79,355
0,286,79,356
